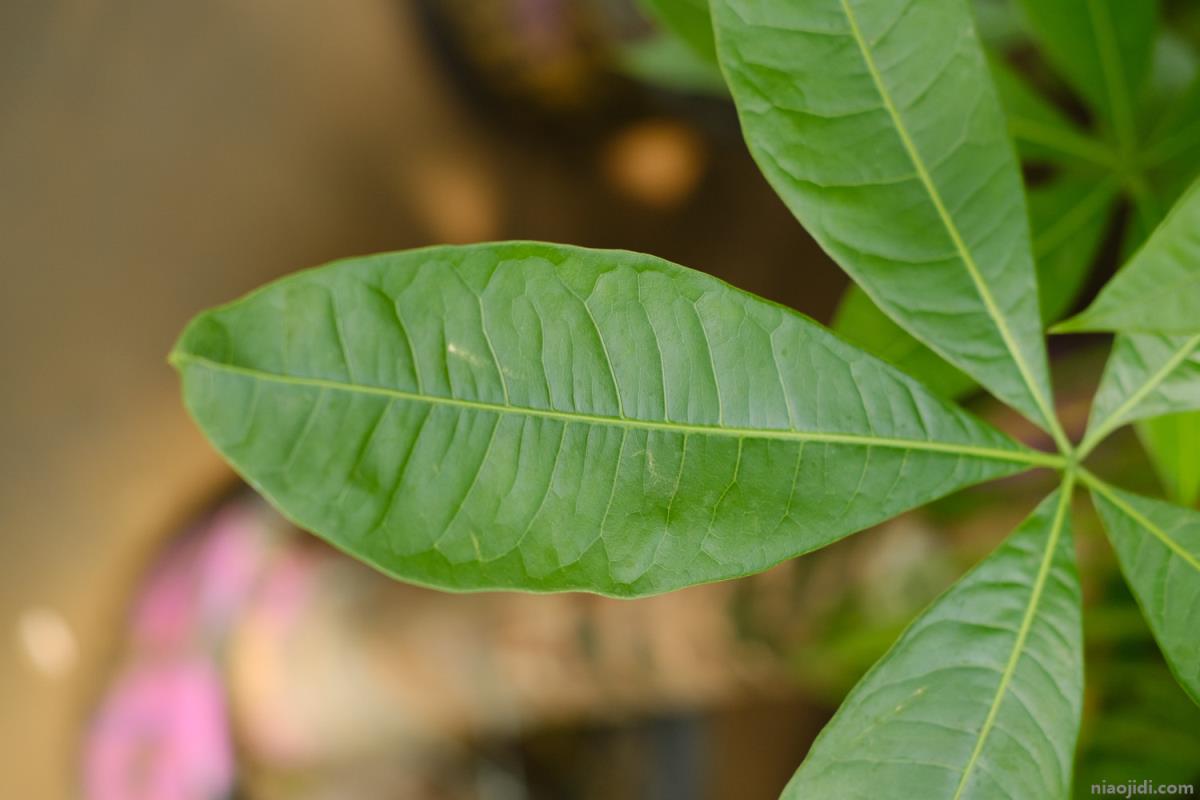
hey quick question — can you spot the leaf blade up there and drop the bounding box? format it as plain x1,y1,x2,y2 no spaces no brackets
1085,476,1200,705
1015,0,1158,149
1082,333,1200,455
173,243,1048,597
833,172,1117,400
783,485,1083,799
1057,177,1200,335
638,0,717,62
712,0,1064,442
1139,413,1200,507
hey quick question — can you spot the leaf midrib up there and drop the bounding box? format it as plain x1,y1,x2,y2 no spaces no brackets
952,474,1075,799
173,353,1063,467
836,0,1066,449
1083,470,1200,574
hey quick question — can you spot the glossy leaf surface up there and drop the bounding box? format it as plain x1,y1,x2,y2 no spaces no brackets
784,487,1083,799
1058,178,1200,335
1087,478,1200,705
172,243,1046,597
713,0,1062,440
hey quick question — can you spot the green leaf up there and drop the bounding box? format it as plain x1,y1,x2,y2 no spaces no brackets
617,33,727,96
989,55,1117,170
1143,72,1200,205
1057,177,1200,335
1027,173,1120,323
1085,476,1200,705
1139,413,1200,507
171,243,1052,598
831,287,975,400
1142,32,1200,133
832,172,1116,400
783,485,1083,799
1015,0,1158,151
638,0,717,63
1080,334,1200,456
712,0,1066,445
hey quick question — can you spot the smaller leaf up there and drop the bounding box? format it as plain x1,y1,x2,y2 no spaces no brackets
1081,333,1200,455
831,287,974,400
1028,173,1120,323
1016,0,1158,149
712,0,1062,440
1057,177,1200,335
638,0,716,63
989,56,1117,170
1142,32,1200,131
1087,477,1200,705
617,34,727,96
1139,413,1200,507
833,172,1115,400
784,486,1082,799
1144,71,1200,209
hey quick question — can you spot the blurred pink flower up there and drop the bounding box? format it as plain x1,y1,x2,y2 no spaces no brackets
83,656,234,799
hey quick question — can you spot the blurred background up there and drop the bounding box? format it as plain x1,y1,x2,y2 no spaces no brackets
1,1,1198,798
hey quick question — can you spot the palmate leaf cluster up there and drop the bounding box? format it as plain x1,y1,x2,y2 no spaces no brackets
171,0,1200,796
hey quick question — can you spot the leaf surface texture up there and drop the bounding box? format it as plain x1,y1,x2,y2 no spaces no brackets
713,0,1061,439
172,243,1042,597
783,487,1083,799
1088,479,1200,705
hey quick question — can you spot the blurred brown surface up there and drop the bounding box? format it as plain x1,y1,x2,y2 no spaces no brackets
0,2,833,797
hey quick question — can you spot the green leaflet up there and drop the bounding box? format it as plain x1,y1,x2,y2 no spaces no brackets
1029,175,1121,323
1142,32,1200,135
1085,475,1200,705
1081,334,1200,457
618,34,727,96
712,0,1065,446
1058,177,1200,335
171,243,1050,598
1139,414,1200,507
638,0,717,63
1143,72,1200,218
784,485,1082,799
832,287,974,400
988,55,1117,170
1016,0,1158,152
834,173,1116,400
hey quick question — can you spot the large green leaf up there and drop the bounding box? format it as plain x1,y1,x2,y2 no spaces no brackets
638,0,717,62
1080,334,1200,456
171,243,1052,597
784,485,1083,799
833,172,1116,400
1015,0,1158,151
712,0,1065,445
1085,476,1200,705
1058,177,1200,335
